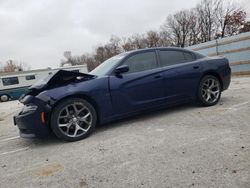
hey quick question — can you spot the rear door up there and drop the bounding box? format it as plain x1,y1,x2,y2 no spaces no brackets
157,49,203,103
109,50,165,115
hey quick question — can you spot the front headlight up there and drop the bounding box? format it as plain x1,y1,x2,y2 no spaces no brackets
21,105,38,115
36,93,52,103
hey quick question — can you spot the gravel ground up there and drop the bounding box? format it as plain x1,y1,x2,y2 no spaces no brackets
0,76,249,188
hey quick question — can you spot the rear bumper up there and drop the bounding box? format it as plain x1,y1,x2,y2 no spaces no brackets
14,95,52,138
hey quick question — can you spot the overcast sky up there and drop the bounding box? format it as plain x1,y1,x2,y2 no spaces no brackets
0,0,249,70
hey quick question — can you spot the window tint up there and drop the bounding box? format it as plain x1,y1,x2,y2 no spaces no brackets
25,75,35,80
122,52,157,73
2,77,19,86
195,52,205,59
159,50,194,67
91,53,127,76
71,69,80,73
183,52,194,61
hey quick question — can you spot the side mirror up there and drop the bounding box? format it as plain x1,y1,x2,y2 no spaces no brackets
114,65,129,75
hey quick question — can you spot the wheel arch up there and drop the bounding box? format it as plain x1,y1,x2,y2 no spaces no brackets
197,71,222,106
50,93,100,124
201,70,223,89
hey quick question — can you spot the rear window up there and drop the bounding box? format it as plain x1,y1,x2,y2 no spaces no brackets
159,50,195,67
2,77,19,86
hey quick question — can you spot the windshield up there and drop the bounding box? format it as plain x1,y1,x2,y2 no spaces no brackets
90,53,127,76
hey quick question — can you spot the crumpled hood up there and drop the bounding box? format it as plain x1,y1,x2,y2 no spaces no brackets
26,70,96,96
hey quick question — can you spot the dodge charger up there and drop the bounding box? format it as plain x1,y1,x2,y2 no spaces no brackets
14,47,231,141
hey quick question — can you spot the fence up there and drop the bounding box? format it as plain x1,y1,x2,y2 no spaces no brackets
186,31,250,75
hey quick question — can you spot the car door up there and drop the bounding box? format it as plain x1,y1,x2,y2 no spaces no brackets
109,50,166,115
157,49,203,103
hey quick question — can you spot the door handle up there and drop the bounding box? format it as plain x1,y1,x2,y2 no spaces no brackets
154,74,162,79
193,65,199,69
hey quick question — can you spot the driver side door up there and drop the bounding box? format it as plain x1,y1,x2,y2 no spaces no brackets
109,50,166,115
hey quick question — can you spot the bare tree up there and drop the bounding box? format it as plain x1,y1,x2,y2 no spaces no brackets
188,9,201,45
224,10,246,36
240,21,250,33
0,62,3,72
93,36,123,66
108,35,123,55
61,51,89,66
158,30,172,47
216,1,246,38
59,0,247,71
146,30,161,47
163,14,180,46
0,60,29,73
61,51,73,66
130,34,148,49
121,37,135,51
163,10,193,47
196,0,221,42
81,54,96,72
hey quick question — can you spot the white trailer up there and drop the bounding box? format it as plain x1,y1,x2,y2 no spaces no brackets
0,65,88,102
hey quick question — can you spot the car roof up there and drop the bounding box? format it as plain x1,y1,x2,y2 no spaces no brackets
126,47,195,54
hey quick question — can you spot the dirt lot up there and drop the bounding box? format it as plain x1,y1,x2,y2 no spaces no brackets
0,76,250,188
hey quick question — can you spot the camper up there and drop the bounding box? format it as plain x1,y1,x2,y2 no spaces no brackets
0,65,88,102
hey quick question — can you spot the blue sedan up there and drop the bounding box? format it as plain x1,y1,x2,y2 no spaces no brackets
14,47,231,141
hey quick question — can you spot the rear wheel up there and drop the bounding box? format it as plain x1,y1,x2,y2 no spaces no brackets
198,75,221,106
51,98,97,141
0,94,9,102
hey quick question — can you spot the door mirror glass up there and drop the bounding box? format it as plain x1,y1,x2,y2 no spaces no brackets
115,65,129,75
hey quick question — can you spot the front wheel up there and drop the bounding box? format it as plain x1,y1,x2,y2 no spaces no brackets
51,98,97,141
197,75,221,106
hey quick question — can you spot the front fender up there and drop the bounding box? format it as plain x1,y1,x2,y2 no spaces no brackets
40,77,114,123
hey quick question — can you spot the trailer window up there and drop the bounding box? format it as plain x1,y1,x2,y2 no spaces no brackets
26,75,35,80
2,77,19,86
71,70,79,73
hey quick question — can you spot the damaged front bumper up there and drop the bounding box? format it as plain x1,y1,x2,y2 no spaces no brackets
13,70,95,138
14,94,53,138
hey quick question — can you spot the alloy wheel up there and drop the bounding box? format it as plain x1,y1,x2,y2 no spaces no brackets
201,78,220,103
57,102,92,138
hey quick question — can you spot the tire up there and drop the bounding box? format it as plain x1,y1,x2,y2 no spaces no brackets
51,98,97,142
0,94,9,102
197,75,221,106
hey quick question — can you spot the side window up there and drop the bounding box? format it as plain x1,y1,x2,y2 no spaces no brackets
25,75,35,80
122,52,157,73
2,77,19,86
183,52,195,62
159,50,194,67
